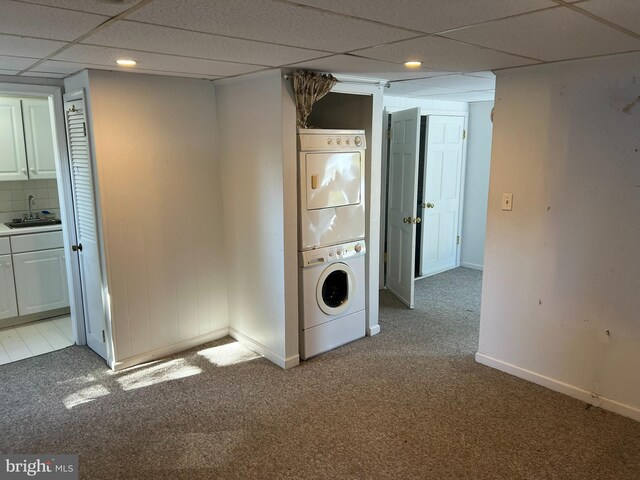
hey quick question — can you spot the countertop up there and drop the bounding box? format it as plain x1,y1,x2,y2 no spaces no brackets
0,222,63,238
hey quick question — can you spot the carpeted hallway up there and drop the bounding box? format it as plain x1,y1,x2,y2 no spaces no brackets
1,268,639,479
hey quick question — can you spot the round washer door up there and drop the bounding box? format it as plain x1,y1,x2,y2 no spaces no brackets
316,262,355,315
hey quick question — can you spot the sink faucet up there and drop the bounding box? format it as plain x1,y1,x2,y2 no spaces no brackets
28,195,35,219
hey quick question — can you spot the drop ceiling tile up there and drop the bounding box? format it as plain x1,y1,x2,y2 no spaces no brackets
0,55,39,71
82,20,329,67
128,0,416,52
52,45,265,77
355,36,537,72
0,1,109,41
32,60,223,80
290,54,451,81
29,61,89,75
444,7,640,62
387,74,495,96
293,0,555,33
0,35,66,59
18,0,140,16
578,0,640,36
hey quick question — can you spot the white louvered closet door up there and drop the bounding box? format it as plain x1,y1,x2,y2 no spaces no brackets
64,95,107,360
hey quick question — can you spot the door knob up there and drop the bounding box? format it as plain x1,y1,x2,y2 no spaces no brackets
414,217,422,224
403,217,409,223
72,243,83,252
424,202,435,209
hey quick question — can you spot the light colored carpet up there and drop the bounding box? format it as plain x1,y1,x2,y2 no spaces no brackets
1,268,639,479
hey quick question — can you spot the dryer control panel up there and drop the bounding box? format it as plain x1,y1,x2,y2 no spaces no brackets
300,240,366,268
298,129,366,151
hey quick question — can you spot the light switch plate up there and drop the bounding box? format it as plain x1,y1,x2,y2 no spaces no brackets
502,193,513,211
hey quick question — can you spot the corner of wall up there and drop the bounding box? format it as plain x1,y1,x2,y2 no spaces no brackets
216,71,291,368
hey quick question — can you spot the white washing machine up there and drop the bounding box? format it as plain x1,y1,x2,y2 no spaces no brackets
297,129,366,250
299,240,366,359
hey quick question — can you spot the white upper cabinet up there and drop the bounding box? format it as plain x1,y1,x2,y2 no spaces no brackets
22,98,57,179
0,97,29,181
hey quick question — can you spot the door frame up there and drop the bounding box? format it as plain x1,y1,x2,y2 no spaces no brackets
0,82,86,347
381,107,469,286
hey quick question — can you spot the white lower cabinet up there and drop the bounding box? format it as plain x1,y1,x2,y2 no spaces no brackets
12,248,69,315
0,254,18,320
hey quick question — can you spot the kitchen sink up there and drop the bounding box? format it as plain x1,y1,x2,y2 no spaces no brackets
5,219,62,229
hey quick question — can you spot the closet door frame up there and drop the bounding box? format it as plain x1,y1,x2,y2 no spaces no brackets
0,82,90,354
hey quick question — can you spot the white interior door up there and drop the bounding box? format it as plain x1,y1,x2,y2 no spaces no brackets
386,108,420,308
63,94,108,360
420,115,465,277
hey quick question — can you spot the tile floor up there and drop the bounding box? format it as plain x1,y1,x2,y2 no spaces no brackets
0,315,73,365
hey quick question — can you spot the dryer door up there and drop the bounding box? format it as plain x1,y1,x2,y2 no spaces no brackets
305,152,362,210
316,262,355,315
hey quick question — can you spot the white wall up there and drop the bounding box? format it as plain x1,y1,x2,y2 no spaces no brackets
215,69,299,368
74,71,228,366
460,101,493,270
478,53,640,421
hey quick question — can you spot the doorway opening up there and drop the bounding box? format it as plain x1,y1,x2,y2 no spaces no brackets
381,95,494,311
0,82,93,365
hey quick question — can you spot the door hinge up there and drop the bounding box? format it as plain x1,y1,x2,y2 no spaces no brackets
457,235,461,245
102,330,106,342
462,129,466,140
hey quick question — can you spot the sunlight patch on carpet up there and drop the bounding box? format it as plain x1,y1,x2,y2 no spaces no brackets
116,359,202,391
197,342,261,367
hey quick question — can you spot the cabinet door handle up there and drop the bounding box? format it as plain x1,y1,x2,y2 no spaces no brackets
72,243,83,252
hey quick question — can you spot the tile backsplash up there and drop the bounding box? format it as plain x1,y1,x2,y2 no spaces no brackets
0,179,59,215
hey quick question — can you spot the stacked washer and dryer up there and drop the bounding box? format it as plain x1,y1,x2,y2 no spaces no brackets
297,129,367,359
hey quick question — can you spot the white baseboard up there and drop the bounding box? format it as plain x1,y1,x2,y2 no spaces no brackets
475,352,640,423
367,324,381,336
461,261,483,271
112,327,230,371
229,327,299,369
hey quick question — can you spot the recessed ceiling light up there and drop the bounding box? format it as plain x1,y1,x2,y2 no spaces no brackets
404,61,422,68
116,59,137,67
